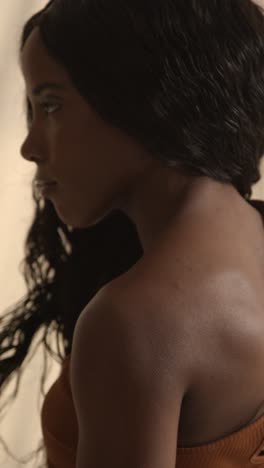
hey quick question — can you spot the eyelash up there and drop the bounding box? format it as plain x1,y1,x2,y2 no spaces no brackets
41,102,60,114
26,101,60,126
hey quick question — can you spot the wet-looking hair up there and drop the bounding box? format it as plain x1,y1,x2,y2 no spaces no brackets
1,0,264,465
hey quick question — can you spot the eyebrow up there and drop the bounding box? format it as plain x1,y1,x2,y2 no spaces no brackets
33,82,66,96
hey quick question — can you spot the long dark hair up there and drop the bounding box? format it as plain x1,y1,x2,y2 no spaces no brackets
2,0,264,465
0,198,142,466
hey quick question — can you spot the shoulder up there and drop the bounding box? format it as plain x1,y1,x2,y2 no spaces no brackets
72,275,195,398
70,276,192,467
109,261,260,370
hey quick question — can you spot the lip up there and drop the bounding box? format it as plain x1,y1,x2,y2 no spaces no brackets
35,181,58,198
34,180,57,186
34,178,57,185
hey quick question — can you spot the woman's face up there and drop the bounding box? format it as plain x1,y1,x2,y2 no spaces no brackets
20,27,150,228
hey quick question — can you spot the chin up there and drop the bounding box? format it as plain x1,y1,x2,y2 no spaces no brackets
55,206,109,230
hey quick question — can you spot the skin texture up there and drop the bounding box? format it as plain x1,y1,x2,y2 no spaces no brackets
20,27,243,253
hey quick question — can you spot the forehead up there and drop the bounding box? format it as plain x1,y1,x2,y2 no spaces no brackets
20,27,69,89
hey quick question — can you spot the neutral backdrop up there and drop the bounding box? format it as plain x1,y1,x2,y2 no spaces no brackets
1,1,264,467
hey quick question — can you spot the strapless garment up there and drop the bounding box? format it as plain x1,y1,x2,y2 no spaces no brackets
41,354,264,467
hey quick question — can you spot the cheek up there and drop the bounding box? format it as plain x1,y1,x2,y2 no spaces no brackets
53,138,100,193
50,122,89,174
52,114,131,192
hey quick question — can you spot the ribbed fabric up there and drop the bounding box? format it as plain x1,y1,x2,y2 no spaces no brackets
41,354,264,467
41,355,78,468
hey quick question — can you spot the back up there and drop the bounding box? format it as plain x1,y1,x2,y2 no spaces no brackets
112,197,264,448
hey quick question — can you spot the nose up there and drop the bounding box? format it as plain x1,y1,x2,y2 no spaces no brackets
20,127,46,163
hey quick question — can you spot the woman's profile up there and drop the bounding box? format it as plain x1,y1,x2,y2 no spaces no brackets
2,0,264,466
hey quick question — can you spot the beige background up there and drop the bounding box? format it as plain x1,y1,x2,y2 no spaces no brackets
0,2,60,467
1,1,264,467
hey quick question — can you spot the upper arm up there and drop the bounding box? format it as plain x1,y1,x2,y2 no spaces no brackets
70,289,191,468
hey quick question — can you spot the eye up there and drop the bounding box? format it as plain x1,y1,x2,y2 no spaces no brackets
24,95,61,130
40,102,61,115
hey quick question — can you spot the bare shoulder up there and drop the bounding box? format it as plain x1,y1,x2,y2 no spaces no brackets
73,268,196,398
71,265,194,466
105,268,204,383
75,236,264,392
110,260,264,372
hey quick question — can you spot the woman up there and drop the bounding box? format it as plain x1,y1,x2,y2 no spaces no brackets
3,0,264,466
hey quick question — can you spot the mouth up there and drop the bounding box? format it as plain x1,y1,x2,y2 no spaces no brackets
34,178,57,186
34,181,57,187
34,181,58,198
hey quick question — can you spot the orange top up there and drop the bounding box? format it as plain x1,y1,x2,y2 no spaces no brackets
41,354,264,467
